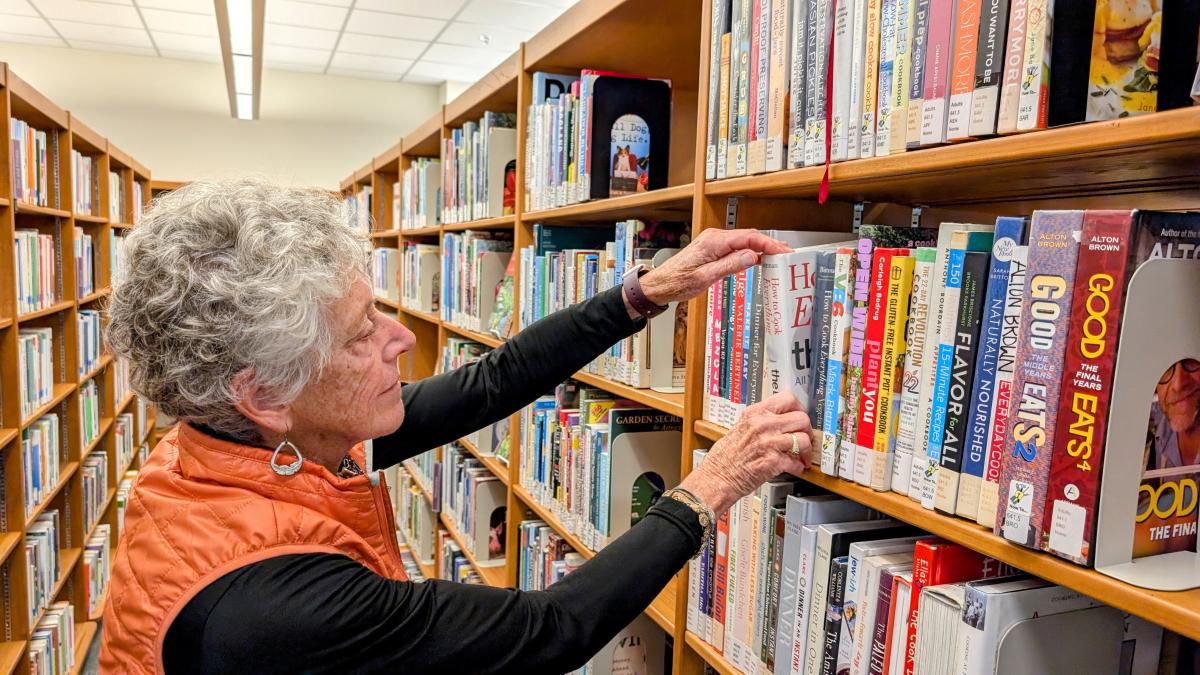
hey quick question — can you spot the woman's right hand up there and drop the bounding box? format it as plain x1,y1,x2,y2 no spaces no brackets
679,392,815,516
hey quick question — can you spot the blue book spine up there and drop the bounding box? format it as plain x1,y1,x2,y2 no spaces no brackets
741,266,755,404
926,248,966,468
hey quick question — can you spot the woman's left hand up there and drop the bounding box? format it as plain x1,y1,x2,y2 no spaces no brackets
639,228,792,307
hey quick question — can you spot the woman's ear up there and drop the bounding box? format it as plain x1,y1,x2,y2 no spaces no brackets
231,369,292,436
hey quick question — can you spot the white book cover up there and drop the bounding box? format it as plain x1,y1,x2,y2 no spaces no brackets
804,0,833,167
1014,0,1051,131
725,498,746,667
831,0,860,162
890,249,934,496
890,0,917,154
858,0,882,158
707,0,731,180
853,558,913,675
821,249,855,475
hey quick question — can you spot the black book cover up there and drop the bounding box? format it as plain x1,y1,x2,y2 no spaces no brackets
936,250,991,514
973,0,1011,92
588,76,672,200
1046,0,1097,127
533,223,610,256
820,556,850,675
766,510,786,669
1158,0,1200,110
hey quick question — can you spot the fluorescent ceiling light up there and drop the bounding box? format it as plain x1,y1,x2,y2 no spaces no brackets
227,0,253,54
236,94,254,120
218,0,262,120
232,54,253,95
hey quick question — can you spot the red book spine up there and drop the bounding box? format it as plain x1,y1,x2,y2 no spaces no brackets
731,270,748,404
1043,211,1133,565
710,282,724,397
903,540,990,675
856,248,902,453
713,510,731,647
902,543,933,675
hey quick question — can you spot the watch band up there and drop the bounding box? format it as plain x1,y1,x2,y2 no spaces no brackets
622,264,669,319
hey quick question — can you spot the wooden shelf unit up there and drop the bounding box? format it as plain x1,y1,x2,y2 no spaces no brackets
0,62,156,671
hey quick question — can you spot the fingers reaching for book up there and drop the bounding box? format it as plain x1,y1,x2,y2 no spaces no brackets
638,228,792,306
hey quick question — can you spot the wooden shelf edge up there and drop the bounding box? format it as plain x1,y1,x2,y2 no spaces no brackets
78,288,111,305
0,641,24,675
25,461,81,528
396,526,436,580
369,229,401,239
16,299,73,323
512,483,595,560
81,416,114,455
438,511,507,588
116,392,136,416
110,222,134,230
374,295,400,310
457,437,510,486
69,620,98,675
86,582,109,622
399,225,441,237
0,429,16,450
84,487,118,543
442,321,505,349
79,353,114,385
29,547,84,631
442,214,515,232
399,305,442,326
401,461,436,509
525,183,696,222
0,533,22,567
571,370,685,418
685,631,742,675
0,317,11,330
72,213,106,224
21,384,75,430
14,202,70,218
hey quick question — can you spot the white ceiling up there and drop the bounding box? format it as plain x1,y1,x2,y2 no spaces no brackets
0,0,575,84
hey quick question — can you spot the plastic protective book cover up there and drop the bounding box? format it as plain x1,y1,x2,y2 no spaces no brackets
788,0,812,169
918,0,956,145
823,248,858,474
996,0,1029,133
996,210,1084,548
707,0,734,180
945,0,983,140
906,0,933,149
532,223,610,256
1014,0,1052,131
821,556,851,675
853,247,903,486
588,76,672,201
890,0,918,154
892,247,938,496
812,250,840,445
967,0,1012,136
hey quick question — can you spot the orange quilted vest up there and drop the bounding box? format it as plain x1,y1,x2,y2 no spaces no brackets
100,423,408,674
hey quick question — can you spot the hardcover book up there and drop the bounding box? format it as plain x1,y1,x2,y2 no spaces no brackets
874,0,899,156
707,0,733,180
788,0,812,169
812,251,841,446
766,0,792,171
821,556,851,675
1014,0,1053,131
859,0,884,158
589,77,671,199
854,247,904,487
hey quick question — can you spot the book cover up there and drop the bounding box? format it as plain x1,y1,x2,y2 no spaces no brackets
821,556,851,675
933,249,991,515
875,0,900,156
919,0,957,145
996,0,1029,132
789,0,812,169
766,0,792,171
997,210,1084,549
1044,0,1097,127
945,0,983,140
860,0,884,158
1015,0,1053,131
731,269,748,405
957,217,1028,521
977,242,1029,529
844,542,923,674
847,0,870,161
890,0,918,154
812,251,840,446
762,249,823,411
871,255,916,492
1085,0,1162,121
766,511,787,669
892,247,937,496
727,0,749,178
609,115,651,196
968,0,1012,136
707,0,733,180
842,241,870,481
853,246,901,486
822,248,857,474
713,508,731,649
906,0,934,148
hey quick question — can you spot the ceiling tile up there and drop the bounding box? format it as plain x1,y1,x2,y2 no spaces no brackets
53,19,151,45
71,38,156,54
0,0,38,16
336,32,424,60
160,48,220,62
406,59,486,83
352,0,465,20
266,0,347,29
263,22,338,49
400,71,443,85
343,9,443,41
263,43,329,66
292,0,352,6
423,42,509,69
439,21,529,53
0,30,64,45
33,0,143,27
457,0,559,31
134,0,210,13
329,51,411,75
326,66,399,81
140,8,216,36
0,13,56,35
265,62,325,74
518,0,577,6
151,30,217,52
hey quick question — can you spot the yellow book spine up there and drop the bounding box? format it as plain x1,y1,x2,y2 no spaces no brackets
871,255,915,489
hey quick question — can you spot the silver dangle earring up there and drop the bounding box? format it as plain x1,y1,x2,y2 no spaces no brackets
270,436,304,476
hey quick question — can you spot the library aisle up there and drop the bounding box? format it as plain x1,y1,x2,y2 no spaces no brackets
2,0,1200,672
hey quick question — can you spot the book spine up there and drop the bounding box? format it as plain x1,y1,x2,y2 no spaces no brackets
842,242,872,480
788,0,811,169
847,0,869,162
1014,0,1049,131
731,270,748,405
867,567,896,675
750,0,773,174
766,511,786,669
872,256,916,491
855,247,896,485
744,496,764,670
727,0,746,178
832,0,859,163
977,243,1028,528
725,500,744,665
1043,211,1133,565
792,526,818,675
821,557,850,675
775,507,804,675
719,33,735,179
805,0,833,167
875,0,899,156
921,246,968,508
743,267,757,403
749,0,765,147
997,210,1083,548
787,255,820,413
812,253,838,445
905,0,932,148
821,250,855,474
968,0,1010,135
945,0,982,140
918,0,955,145
766,0,792,171
804,532,833,675
934,250,990,515
750,261,769,404
890,0,916,153
737,0,755,174
707,0,729,179
860,0,883,158
892,249,935,495
901,547,932,675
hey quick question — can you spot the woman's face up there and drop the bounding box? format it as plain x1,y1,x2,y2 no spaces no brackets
1157,358,1200,434
288,277,415,450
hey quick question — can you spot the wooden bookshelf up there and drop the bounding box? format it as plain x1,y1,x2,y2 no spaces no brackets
374,295,400,310
512,484,595,559
400,305,441,326
442,321,504,350
683,632,739,675
399,225,441,237
401,462,436,509
571,370,685,418
457,437,509,486
527,183,696,223
68,620,96,675
1,62,155,670
442,215,515,232
438,511,506,588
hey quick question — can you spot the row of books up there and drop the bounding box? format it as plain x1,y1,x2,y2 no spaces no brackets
517,518,583,591
397,547,427,582
370,247,398,302
395,467,436,567
131,181,144,225
79,379,100,451
524,70,673,211
11,117,50,206
439,443,507,567
347,188,371,234
15,228,57,315
115,470,138,536
686,484,1165,675
83,524,112,618
18,327,54,419
109,170,125,223
29,601,75,675
439,230,513,331
111,231,128,287
703,211,1200,568
135,397,150,443
115,412,136,472
26,509,61,625
518,380,682,552
78,309,101,378
517,220,688,389
398,158,439,230
70,149,97,215
438,533,484,584
114,356,130,405
441,111,516,224
74,227,95,297
400,241,439,313
23,414,61,518
82,449,108,534
703,0,1200,180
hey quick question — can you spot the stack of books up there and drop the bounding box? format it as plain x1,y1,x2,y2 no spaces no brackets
26,509,61,625
10,117,50,206
29,600,75,675
83,524,112,617
14,228,57,314
70,149,97,215
370,247,399,302
108,170,125,222
440,230,513,331
441,112,516,224
18,327,54,418
401,240,439,313
79,379,100,450
517,519,583,591
135,398,149,442
81,449,108,533
74,227,95,297
77,309,101,378
400,158,440,230
22,414,60,517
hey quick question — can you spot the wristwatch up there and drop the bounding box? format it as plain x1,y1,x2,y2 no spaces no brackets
662,487,715,554
622,264,670,319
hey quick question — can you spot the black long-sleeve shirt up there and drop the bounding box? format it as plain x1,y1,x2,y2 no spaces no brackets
162,286,705,674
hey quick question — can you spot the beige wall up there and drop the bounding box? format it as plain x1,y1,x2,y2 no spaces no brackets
0,43,442,187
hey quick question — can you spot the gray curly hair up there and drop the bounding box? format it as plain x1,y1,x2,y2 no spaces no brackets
106,178,369,444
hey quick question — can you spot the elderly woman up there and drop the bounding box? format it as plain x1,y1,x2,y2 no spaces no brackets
100,179,815,674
